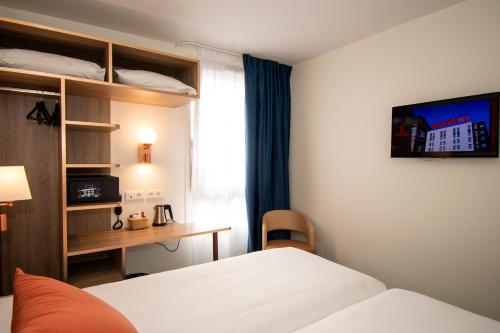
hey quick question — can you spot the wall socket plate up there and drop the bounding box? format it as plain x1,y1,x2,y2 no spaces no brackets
125,190,145,201
146,189,165,200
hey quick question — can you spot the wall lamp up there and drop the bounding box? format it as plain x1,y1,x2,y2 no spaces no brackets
0,166,32,232
138,128,158,164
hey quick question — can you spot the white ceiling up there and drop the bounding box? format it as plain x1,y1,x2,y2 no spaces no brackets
0,0,464,64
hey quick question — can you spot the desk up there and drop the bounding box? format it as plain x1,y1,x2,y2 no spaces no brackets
68,223,231,260
67,223,231,287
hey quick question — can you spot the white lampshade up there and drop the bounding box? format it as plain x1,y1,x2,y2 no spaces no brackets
138,128,158,144
0,166,32,202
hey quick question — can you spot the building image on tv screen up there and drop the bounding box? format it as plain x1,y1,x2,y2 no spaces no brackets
391,94,498,157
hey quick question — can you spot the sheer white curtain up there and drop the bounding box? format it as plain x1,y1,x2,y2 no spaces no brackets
189,48,247,264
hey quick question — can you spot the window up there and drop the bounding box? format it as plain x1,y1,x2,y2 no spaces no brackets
189,50,248,262
468,144,473,149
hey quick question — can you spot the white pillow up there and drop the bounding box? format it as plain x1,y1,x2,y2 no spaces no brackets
0,48,106,81
114,68,197,96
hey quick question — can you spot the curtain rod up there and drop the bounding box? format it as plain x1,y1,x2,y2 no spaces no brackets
0,87,60,97
174,41,242,57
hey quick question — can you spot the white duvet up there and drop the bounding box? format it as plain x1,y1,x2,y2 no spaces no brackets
0,248,386,332
295,289,500,333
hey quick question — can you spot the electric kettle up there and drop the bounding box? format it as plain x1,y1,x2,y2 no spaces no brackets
153,204,174,227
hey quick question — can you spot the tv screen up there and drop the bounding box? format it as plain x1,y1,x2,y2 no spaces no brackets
391,92,499,157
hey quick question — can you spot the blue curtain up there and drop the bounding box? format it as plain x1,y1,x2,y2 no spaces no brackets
243,54,293,252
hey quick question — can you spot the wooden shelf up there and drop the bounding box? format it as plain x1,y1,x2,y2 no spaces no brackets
67,202,121,212
0,17,109,50
66,120,120,132
68,223,231,256
66,163,120,168
0,66,198,108
68,255,123,288
65,78,197,108
0,66,61,92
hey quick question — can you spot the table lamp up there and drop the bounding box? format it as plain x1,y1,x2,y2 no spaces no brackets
0,166,31,295
0,166,32,232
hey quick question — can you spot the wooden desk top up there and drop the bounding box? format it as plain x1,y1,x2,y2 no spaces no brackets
68,223,231,256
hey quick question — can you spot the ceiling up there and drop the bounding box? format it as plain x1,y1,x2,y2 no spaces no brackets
0,0,465,65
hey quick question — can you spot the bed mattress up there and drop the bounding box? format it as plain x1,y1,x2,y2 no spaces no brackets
0,248,385,332
295,288,500,333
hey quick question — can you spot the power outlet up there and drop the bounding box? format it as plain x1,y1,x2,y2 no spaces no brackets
125,190,145,201
146,189,164,200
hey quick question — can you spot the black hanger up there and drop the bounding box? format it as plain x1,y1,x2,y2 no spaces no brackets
51,101,60,127
38,100,53,125
26,97,58,126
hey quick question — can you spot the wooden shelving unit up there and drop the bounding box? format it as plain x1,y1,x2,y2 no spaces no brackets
65,78,197,108
68,258,123,288
66,202,121,212
67,249,125,288
66,163,120,168
0,66,198,108
66,120,120,132
0,16,201,289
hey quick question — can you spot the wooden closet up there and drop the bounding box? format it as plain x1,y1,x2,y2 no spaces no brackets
0,17,199,293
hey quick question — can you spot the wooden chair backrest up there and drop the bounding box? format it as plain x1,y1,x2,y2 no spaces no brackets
262,210,315,248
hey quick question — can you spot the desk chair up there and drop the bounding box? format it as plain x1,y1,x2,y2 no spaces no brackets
262,210,316,253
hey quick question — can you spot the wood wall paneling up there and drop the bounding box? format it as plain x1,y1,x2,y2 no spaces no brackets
67,210,111,236
0,92,60,294
66,96,111,165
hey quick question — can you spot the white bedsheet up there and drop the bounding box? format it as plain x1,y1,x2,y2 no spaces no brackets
0,295,11,332
0,248,386,332
295,288,500,333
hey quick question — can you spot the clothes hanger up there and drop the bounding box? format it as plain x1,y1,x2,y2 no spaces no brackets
25,94,58,126
51,101,60,127
38,98,53,125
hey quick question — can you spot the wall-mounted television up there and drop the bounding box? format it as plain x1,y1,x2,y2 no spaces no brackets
391,92,499,158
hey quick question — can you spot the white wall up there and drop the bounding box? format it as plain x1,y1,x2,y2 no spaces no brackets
0,6,197,273
110,102,192,274
290,0,500,320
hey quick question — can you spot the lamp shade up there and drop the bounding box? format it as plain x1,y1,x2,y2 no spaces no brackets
138,128,157,144
0,166,32,202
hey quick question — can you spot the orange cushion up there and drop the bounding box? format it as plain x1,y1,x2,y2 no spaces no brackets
12,268,137,333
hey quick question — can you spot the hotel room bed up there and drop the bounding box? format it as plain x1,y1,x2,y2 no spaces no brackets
295,288,500,333
0,248,386,332
2,249,498,332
